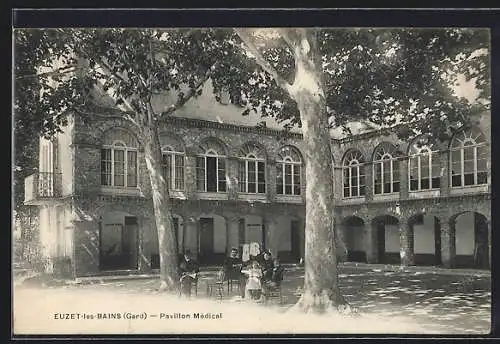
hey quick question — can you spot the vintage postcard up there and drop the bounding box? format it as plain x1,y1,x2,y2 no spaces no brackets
12,10,492,337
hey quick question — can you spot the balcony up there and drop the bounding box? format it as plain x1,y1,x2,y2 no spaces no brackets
24,172,62,204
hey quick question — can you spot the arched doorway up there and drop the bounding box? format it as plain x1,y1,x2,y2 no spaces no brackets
342,216,366,262
371,215,400,264
99,211,139,271
197,213,227,265
454,212,490,269
409,214,441,266
269,216,303,263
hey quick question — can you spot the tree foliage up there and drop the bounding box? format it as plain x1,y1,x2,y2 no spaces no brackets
222,28,489,140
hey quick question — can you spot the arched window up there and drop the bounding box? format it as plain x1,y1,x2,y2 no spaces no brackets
373,142,400,195
342,150,365,198
161,145,185,191
196,139,227,192
450,127,488,187
238,143,266,194
408,136,440,191
100,129,138,188
276,146,302,196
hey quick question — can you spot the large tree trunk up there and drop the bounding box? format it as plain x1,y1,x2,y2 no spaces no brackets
142,123,179,291
287,29,349,314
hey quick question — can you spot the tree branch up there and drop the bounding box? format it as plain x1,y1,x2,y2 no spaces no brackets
158,61,220,119
15,64,81,80
94,58,138,115
276,28,301,86
97,57,129,88
235,28,293,94
276,28,297,52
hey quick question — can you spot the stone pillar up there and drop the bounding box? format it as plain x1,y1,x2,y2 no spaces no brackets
266,159,277,202
440,218,456,268
335,219,348,263
264,217,279,258
184,149,198,198
137,215,150,273
184,216,198,255
365,162,374,202
399,157,409,200
226,215,240,253
399,219,414,266
333,165,342,203
439,150,450,197
300,162,306,201
226,156,240,200
365,220,378,263
179,215,187,254
299,217,306,261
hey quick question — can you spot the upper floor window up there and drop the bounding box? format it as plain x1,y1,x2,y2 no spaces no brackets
39,138,54,173
343,149,365,198
408,136,441,191
196,138,227,192
161,146,185,191
276,146,302,196
100,128,138,188
238,143,266,194
450,127,488,187
373,142,400,195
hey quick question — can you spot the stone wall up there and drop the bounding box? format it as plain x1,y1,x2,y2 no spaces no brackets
63,109,492,275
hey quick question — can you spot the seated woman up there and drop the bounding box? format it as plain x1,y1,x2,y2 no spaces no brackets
241,260,263,300
178,250,200,297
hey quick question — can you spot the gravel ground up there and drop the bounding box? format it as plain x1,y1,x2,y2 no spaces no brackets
13,265,491,335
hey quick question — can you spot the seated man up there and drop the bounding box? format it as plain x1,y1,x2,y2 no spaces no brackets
263,257,284,290
260,250,275,283
178,249,200,297
270,258,284,286
224,248,243,279
223,248,244,296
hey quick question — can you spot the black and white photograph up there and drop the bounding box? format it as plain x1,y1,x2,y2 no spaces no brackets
12,11,492,336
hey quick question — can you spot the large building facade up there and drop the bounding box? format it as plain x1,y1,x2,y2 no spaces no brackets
23,88,491,278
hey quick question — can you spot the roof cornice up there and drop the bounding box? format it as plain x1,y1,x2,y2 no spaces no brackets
162,116,305,140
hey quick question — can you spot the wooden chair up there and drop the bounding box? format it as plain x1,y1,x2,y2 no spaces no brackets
227,277,241,294
206,268,225,300
206,281,224,300
179,273,198,297
262,268,285,304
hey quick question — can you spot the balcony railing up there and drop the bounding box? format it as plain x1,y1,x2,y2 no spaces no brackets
24,172,62,203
